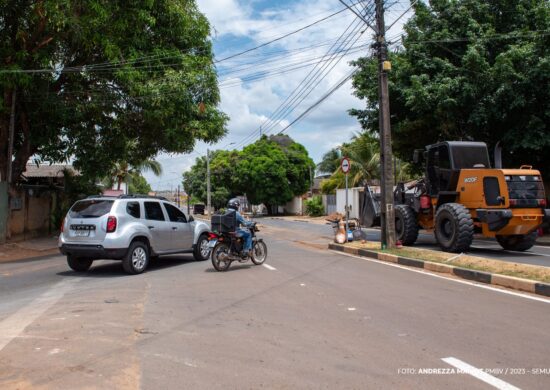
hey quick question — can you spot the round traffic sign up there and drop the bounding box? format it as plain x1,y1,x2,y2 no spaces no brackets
341,157,351,174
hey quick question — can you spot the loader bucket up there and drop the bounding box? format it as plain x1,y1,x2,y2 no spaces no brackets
360,185,381,227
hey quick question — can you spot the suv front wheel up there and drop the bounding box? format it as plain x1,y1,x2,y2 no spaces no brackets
67,256,93,272
123,241,150,274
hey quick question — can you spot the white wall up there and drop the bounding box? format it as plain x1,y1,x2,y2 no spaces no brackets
336,187,362,219
284,196,303,215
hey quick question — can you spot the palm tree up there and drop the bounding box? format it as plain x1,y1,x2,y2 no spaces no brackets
319,132,411,193
106,159,163,192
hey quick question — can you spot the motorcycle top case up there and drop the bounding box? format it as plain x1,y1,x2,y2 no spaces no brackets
211,211,237,233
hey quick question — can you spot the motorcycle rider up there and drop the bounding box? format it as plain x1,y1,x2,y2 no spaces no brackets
227,198,253,256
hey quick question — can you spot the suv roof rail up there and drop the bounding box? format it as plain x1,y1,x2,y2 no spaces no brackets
85,194,117,199
117,194,169,201
84,194,170,201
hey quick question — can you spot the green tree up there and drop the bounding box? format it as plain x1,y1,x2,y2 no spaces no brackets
319,132,410,194
182,135,315,213
0,0,227,185
128,174,152,195
182,150,239,209
350,0,550,179
236,135,315,212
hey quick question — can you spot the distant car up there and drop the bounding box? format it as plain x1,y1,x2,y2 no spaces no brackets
193,203,205,215
59,195,211,274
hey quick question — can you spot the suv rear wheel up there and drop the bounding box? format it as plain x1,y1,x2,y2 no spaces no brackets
67,256,93,272
123,241,150,274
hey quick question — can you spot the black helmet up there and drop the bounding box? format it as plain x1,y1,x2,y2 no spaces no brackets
227,198,240,211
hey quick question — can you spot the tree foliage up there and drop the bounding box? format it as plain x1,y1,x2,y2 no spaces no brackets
319,132,411,194
182,135,315,211
0,0,227,185
128,174,152,195
350,0,550,179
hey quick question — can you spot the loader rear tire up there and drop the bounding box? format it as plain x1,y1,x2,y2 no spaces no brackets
395,205,419,245
496,231,537,252
435,203,474,253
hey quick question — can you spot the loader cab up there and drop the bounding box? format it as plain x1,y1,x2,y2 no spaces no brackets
426,141,491,195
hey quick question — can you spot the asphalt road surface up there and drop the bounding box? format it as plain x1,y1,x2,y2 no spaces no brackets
0,219,549,389
268,218,550,268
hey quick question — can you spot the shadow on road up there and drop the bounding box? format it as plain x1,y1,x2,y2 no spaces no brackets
57,255,198,277
204,264,253,273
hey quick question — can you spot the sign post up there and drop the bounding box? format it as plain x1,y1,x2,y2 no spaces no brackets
341,157,351,242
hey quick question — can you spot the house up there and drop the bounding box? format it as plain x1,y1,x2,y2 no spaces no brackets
6,164,77,241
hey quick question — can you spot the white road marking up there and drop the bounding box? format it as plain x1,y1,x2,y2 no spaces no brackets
347,307,356,311
442,357,521,390
333,251,550,304
300,283,306,286
262,264,276,271
0,279,79,352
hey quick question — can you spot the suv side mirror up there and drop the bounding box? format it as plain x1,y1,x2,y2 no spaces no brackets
188,215,194,222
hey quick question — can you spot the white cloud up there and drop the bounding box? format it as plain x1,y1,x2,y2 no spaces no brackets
148,0,410,190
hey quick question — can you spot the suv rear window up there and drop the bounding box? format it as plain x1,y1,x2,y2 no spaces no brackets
69,200,114,218
126,201,141,218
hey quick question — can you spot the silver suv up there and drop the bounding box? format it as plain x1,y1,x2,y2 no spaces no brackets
59,195,211,274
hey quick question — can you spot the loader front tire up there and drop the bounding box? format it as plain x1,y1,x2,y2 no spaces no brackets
435,203,474,253
395,205,419,245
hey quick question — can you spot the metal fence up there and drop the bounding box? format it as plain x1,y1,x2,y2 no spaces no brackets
323,194,336,215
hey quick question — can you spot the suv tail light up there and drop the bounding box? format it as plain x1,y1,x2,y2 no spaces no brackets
106,216,117,233
539,199,547,207
60,218,65,233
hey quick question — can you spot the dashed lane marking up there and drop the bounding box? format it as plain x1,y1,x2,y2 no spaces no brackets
262,264,277,271
442,357,521,390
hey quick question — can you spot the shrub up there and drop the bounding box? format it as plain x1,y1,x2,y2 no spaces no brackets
305,196,324,217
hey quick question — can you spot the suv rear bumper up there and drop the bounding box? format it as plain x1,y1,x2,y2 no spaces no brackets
60,244,127,260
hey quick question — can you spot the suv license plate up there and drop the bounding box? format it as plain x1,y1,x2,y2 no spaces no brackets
207,240,217,248
75,230,90,237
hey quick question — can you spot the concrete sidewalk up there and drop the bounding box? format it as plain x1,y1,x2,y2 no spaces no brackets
0,236,59,263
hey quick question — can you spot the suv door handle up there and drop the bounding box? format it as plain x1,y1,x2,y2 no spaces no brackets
172,227,178,230
148,226,155,229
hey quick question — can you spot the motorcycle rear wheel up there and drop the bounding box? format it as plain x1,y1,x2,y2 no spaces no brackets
212,243,232,272
251,241,268,265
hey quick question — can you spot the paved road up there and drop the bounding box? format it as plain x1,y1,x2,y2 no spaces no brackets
267,217,550,268
0,219,549,389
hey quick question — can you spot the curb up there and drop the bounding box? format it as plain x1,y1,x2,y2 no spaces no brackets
328,243,550,298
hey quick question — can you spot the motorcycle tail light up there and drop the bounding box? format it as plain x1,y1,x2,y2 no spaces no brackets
208,233,218,240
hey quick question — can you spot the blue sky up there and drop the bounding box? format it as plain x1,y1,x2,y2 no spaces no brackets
145,0,413,191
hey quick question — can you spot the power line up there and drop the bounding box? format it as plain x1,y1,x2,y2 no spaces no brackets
276,70,357,135
248,2,377,144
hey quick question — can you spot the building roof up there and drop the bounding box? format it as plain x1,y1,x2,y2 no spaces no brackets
23,164,77,178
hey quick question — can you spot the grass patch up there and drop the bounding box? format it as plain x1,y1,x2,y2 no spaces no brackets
345,241,550,283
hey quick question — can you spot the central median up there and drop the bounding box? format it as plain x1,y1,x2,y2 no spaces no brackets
329,241,550,297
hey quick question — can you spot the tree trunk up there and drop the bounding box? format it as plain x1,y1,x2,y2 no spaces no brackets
11,108,38,186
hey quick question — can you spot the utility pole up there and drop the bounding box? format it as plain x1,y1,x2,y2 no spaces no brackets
7,90,16,184
206,148,211,216
309,166,313,197
177,185,180,207
375,0,396,249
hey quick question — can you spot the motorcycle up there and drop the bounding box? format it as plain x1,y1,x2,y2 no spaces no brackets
208,222,268,272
